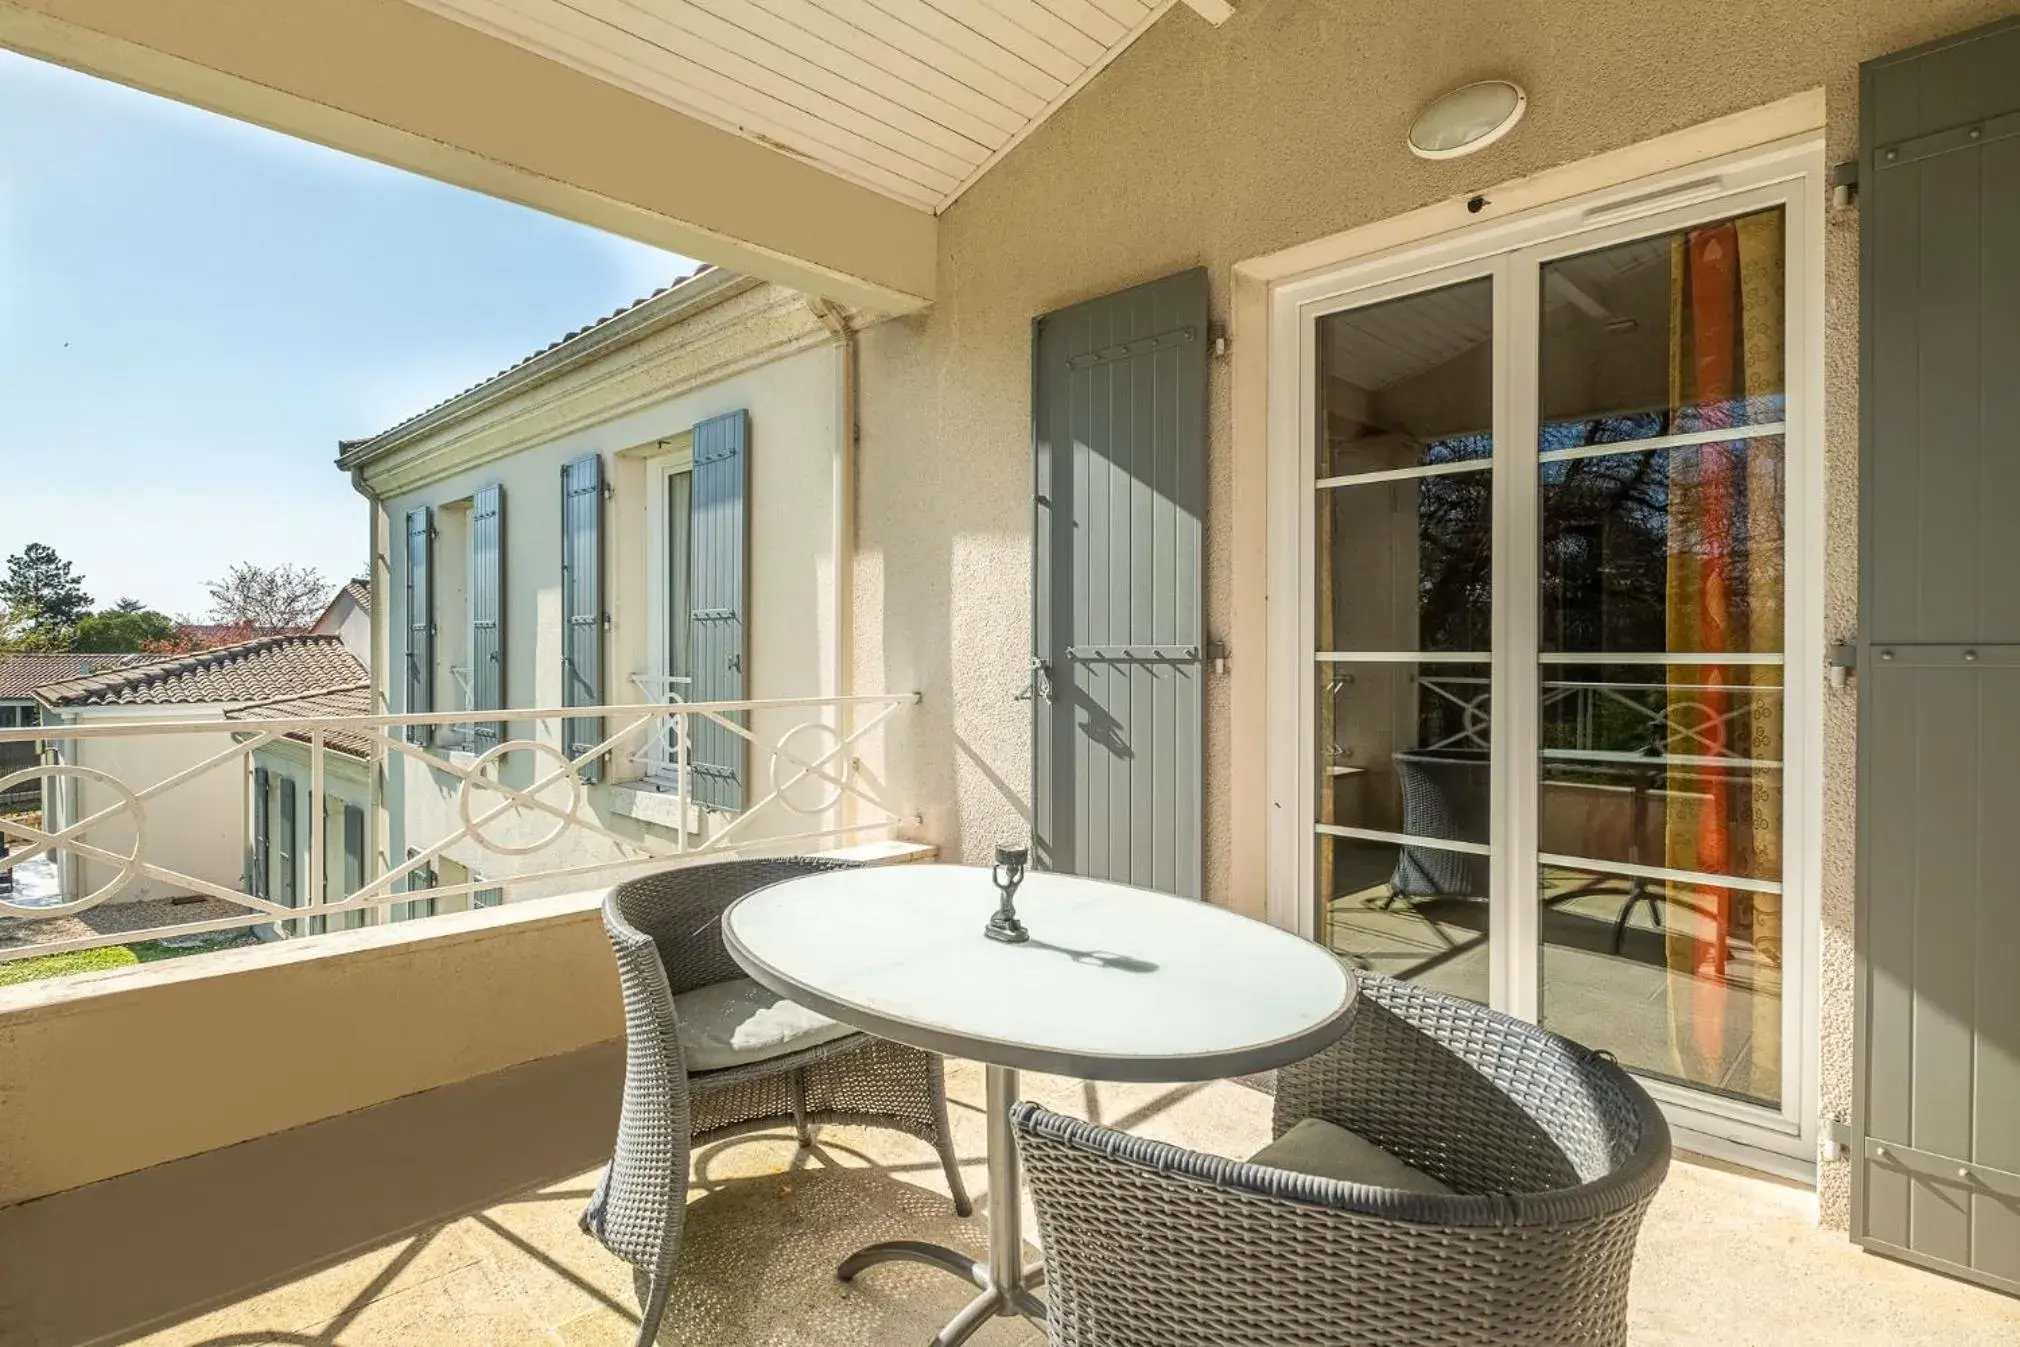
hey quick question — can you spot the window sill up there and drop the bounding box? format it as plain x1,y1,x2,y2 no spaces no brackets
609,782,708,835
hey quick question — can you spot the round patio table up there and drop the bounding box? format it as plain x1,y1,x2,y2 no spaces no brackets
722,862,1358,1347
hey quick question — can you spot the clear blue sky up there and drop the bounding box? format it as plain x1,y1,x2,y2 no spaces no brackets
0,50,694,620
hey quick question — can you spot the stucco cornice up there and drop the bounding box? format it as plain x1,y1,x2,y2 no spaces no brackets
345,277,838,498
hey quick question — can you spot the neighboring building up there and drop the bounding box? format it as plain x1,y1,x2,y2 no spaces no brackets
227,683,374,934
338,269,852,904
0,654,153,808
312,578,371,658
35,633,365,908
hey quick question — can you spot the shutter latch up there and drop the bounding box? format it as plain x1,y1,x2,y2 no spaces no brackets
1017,657,1053,704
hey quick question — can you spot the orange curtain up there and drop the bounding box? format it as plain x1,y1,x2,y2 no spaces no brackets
1661,211,1785,1098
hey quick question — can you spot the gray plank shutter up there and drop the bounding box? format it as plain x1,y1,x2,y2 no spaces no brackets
1033,269,1208,896
275,776,297,910
561,454,606,782
690,410,750,812
404,505,434,746
341,803,366,930
1855,16,2020,1297
250,766,270,899
470,483,505,752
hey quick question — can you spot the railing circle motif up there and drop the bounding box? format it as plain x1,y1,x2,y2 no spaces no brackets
769,721,847,817
456,739,585,856
0,763,145,918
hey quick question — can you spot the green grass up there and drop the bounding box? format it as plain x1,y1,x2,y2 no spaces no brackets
0,934,256,987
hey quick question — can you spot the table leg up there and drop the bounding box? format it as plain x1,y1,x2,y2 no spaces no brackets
836,1064,1046,1343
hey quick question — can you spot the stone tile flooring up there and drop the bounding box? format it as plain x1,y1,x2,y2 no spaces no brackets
130,1060,2020,1346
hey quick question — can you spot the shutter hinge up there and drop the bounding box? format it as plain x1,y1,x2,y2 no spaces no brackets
1830,161,1859,211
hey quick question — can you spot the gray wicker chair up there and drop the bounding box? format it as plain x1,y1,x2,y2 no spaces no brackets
580,857,971,1346
1012,974,1670,1347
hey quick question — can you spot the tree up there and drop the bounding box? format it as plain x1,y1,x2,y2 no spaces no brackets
71,607,179,652
0,544,92,631
0,599,69,654
203,562,330,629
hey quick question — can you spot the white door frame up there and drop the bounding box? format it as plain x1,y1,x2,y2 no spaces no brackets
1264,132,1828,1167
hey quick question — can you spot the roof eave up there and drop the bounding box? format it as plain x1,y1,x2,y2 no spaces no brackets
336,267,755,476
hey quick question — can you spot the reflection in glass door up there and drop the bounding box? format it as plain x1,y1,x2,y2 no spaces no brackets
1303,185,1803,1129
1534,209,1787,1107
1315,275,1495,1006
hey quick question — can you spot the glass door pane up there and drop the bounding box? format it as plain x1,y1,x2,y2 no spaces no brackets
1314,276,1494,1003
1533,207,1788,1105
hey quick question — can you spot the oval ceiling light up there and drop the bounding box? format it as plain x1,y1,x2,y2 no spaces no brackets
1408,80,1527,160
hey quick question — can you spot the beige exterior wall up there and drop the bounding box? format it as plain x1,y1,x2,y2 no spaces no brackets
47,710,245,906
0,892,619,1207
310,586,371,664
368,281,866,896
852,0,2020,1228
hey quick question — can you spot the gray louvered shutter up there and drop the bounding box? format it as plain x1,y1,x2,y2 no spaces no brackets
470,483,505,752
561,454,606,782
404,505,434,746
275,776,297,910
690,410,750,812
250,766,270,898
341,803,366,929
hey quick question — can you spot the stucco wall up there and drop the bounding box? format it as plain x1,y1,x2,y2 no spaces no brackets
0,891,619,1207
852,0,2020,1228
311,588,371,665
53,714,245,906
378,315,853,891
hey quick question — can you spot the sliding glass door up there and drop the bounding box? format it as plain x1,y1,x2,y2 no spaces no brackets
1298,170,1812,1143
1314,271,1497,1006
1532,209,1788,1108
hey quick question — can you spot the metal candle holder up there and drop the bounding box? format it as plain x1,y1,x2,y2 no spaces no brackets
985,845,1030,944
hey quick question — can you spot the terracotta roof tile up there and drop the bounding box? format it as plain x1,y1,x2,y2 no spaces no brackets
227,682,374,759
34,635,366,708
0,654,156,700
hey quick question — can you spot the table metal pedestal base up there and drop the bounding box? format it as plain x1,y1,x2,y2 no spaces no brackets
836,1065,1046,1345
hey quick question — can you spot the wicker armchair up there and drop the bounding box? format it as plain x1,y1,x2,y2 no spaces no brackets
1389,748,1491,901
1012,975,1670,1347
580,858,971,1346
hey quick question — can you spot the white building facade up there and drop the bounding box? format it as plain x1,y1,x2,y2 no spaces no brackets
341,271,862,904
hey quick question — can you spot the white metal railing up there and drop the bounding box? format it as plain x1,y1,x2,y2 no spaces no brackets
627,672,694,785
1329,673,1782,768
0,692,917,962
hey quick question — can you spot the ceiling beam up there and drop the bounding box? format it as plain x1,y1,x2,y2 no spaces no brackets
1179,0,1234,26
0,0,938,312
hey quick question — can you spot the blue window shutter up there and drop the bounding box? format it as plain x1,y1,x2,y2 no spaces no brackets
341,803,366,930
689,410,750,812
470,483,506,752
561,454,606,782
1033,269,1208,896
275,777,297,910
251,766,270,898
404,505,434,746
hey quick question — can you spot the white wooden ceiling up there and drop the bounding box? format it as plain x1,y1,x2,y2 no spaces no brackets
408,0,1204,213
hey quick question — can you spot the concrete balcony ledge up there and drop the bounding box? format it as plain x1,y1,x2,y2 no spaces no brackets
0,841,937,1210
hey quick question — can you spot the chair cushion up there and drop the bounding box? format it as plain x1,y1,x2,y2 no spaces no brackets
1249,1117,1452,1194
673,977,857,1071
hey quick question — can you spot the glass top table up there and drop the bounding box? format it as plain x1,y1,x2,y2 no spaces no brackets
723,862,1358,1346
